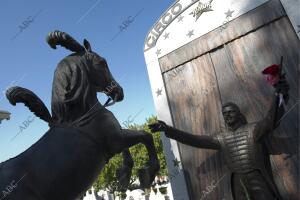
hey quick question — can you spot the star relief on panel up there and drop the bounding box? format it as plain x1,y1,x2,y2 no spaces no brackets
225,9,234,19
163,32,170,40
190,0,214,21
155,49,161,56
173,158,181,168
156,88,163,97
187,30,194,38
177,15,184,22
220,9,235,31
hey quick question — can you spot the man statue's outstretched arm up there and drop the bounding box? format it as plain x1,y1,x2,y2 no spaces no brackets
149,121,221,150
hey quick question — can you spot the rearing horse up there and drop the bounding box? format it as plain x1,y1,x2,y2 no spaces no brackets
0,31,160,200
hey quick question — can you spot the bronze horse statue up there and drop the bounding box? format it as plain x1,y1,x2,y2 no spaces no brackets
0,31,159,200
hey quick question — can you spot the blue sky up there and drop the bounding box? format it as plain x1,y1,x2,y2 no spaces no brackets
0,0,174,162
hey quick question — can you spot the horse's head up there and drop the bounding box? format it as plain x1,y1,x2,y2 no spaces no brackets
82,40,124,103
46,30,124,103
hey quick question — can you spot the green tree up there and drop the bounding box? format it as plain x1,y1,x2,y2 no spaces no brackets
92,116,168,198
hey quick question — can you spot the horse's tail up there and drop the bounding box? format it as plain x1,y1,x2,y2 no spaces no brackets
6,86,53,126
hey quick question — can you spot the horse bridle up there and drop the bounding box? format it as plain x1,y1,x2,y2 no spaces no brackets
103,94,118,107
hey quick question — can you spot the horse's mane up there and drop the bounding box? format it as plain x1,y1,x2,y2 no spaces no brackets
6,31,99,125
46,31,86,53
48,31,102,124
51,53,97,124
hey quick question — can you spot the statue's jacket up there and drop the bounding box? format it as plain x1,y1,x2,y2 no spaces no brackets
217,122,282,199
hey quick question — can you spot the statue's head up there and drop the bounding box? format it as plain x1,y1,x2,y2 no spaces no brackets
222,102,247,130
46,30,124,102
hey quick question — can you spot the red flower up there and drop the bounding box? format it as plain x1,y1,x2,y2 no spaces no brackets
262,64,280,86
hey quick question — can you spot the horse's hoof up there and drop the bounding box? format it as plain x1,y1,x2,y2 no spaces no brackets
116,166,132,191
138,163,160,188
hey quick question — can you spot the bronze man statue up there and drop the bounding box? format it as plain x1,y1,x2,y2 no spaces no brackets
149,76,289,199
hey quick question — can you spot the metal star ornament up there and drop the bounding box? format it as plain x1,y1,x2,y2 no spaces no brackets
155,49,161,56
163,32,170,40
225,9,234,18
177,15,184,22
187,30,194,38
190,0,214,21
173,158,181,168
156,88,163,97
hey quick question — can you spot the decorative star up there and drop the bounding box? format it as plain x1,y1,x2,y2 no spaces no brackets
156,88,163,97
225,9,234,18
187,30,194,38
190,0,214,21
163,32,170,40
173,158,181,168
177,15,184,22
155,49,161,56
